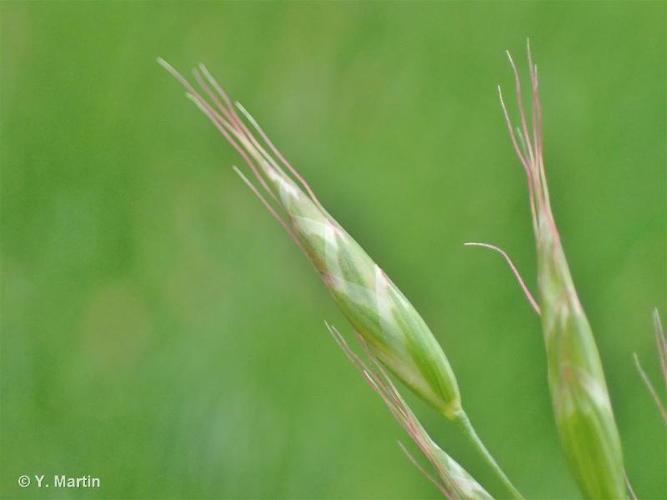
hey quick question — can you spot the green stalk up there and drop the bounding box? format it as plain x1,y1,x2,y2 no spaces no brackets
328,323,493,499
455,411,524,499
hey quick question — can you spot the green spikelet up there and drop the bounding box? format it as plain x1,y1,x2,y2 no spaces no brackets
499,46,625,499
289,191,462,419
157,59,461,419
159,59,522,498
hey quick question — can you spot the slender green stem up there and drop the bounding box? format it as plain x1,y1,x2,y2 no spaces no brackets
455,410,523,499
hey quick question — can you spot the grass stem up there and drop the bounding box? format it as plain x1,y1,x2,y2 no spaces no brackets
455,411,523,499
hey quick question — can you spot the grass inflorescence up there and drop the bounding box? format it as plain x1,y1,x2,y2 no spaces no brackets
159,57,521,498
160,42,657,499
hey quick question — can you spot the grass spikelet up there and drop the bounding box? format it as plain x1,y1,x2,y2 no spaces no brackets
326,323,492,500
157,58,461,419
159,58,522,499
498,43,626,498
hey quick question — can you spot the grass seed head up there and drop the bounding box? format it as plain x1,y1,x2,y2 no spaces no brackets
499,43,625,499
159,59,462,419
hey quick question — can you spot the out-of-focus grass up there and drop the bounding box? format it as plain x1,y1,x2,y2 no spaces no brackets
1,2,664,499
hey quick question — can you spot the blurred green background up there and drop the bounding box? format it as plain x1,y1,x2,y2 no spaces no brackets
1,2,665,499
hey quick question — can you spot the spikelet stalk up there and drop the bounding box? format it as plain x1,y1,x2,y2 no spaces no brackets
327,323,492,500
